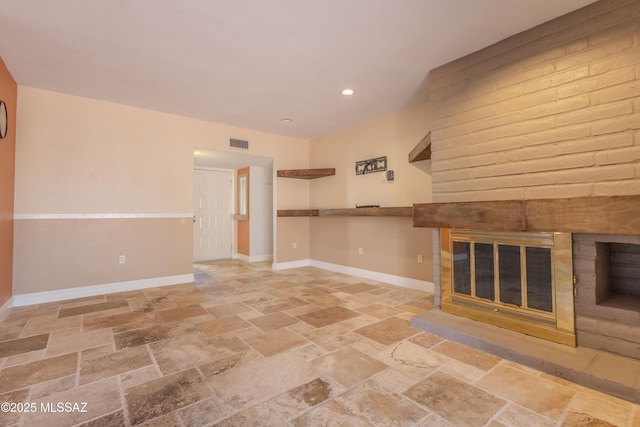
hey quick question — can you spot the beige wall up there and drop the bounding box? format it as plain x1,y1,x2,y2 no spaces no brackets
0,58,16,306
14,87,309,294
306,103,434,282
310,103,432,208
430,0,640,203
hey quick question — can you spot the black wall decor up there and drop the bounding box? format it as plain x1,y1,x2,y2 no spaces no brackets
355,156,387,175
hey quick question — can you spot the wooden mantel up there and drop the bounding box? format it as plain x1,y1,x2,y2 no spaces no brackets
413,195,640,235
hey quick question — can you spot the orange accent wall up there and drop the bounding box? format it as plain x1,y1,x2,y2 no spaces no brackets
237,167,250,256
0,57,17,307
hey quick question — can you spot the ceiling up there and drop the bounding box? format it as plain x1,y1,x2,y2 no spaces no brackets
0,0,595,140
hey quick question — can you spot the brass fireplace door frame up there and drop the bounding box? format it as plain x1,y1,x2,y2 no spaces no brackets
440,229,576,346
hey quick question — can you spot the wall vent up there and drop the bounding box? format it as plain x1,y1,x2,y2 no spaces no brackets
229,138,249,150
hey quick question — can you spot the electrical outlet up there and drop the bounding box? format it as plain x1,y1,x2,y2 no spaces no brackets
418,254,424,264
358,247,363,255
119,255,126,264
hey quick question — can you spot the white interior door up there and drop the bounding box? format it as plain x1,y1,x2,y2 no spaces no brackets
193,169,232,261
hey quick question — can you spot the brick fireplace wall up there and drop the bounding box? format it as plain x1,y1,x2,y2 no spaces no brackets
427,0,640,355
429,0,640,203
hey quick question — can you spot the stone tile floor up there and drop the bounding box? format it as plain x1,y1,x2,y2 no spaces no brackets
0,260,638,426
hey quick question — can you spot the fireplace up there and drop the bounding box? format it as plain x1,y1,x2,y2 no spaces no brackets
573,234,640,360
440,229,575,346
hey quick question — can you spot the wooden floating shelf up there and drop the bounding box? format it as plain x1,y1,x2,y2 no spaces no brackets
277,168,335,179
413,195,640,235
278,206,412,217
408,132,431,163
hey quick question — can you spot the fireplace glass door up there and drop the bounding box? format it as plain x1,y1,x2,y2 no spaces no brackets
441,229,575,346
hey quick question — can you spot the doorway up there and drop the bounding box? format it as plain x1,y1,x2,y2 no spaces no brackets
193,168,233,261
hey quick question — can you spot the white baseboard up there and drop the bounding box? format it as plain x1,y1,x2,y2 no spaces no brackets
12,273,195,307
309,260,434,293
236,254,273,263
271,259,433,293
272,259,311,270
0,297,14,322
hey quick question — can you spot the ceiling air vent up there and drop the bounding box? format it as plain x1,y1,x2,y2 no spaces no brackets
229,138,249,150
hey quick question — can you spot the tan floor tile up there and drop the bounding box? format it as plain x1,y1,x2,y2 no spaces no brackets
337,313,379,330
83,310,158,332
206,302,252,318
214,402,290,427
157,304,208,322
21,314,81,337
356,303,405,319
311,346,387,388
3,348,47,367
0,388,29,426
137,412,181,427
114,321,198,350
337,379,427,426
440,359,487,383
80,345,153,385
374,367,421,393
247,311,299,331
349,338,388,356
564,392,632,427
125,368,212,425
209,352,320,412
120,365,161,390
376,340,449,378
337,283,379,294
493,403,556,427
0,352,77,393
291,399,377,426
409,332,444,349
0,333,49,358
199,349,264,378
561,411,619,426
269,376,345,420
59,296,106,309
432,340,501,371
81,343,115,359
0,319,27,342
296,306,361,328
153,333,249,375
302,324,363,351
47,328,112,356
476,364,576,421
345,291,386,305
30,374,77,400
285,303,323,316
176,397,227,426
76,410,126,427
290,343,328,361
303,294,347,308
245,328,308,357
24,377,121,427
355,317,419,346
404,371,506,426
58,299,129,318
198,315,251,337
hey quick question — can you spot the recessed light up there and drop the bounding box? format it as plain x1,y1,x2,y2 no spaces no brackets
281,118,293,123
341,88,355,96
193,150,201,155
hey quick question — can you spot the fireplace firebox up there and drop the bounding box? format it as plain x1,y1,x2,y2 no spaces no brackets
440,229,575,346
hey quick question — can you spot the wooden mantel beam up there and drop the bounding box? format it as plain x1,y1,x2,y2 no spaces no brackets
413,195,640,235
